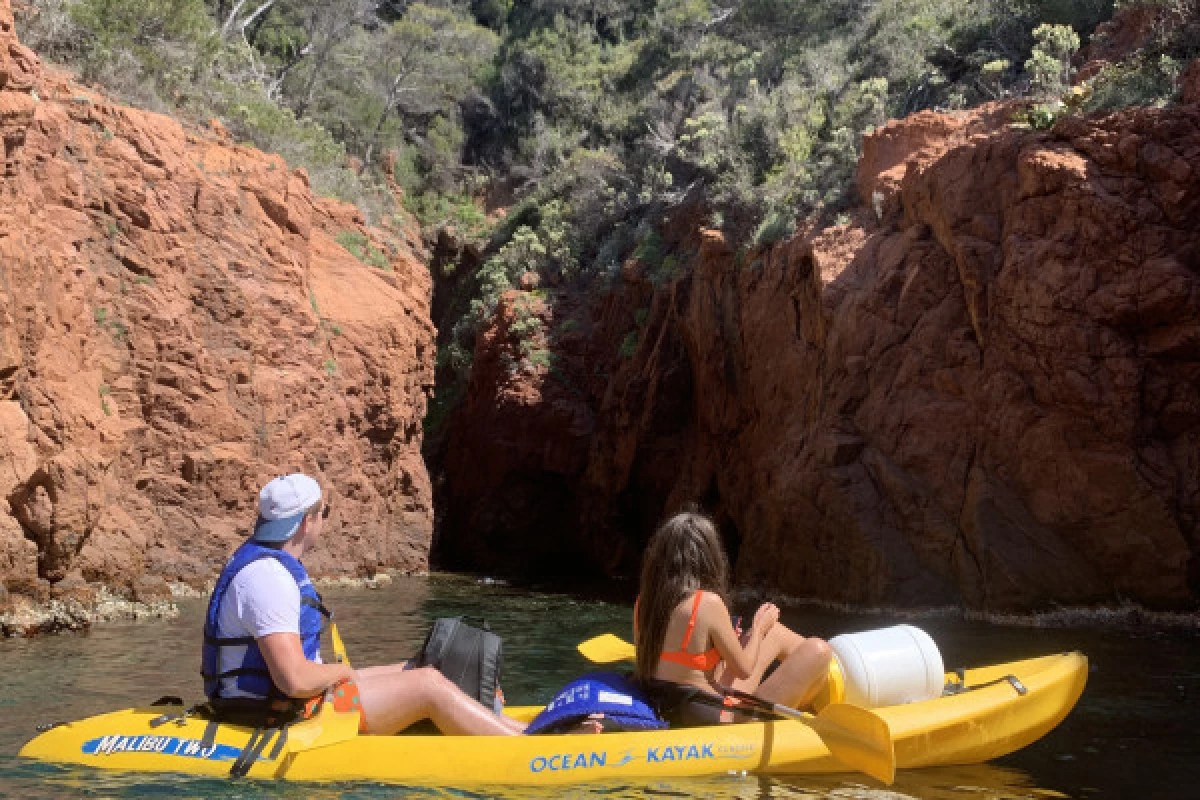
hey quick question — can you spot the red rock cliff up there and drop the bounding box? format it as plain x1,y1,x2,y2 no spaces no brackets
441,82,1200,611
0,0,435,619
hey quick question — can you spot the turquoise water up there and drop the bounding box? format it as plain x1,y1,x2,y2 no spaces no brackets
1,575,1197,799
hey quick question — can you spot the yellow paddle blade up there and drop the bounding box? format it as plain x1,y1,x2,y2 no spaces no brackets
285,700,361,752
330,622,352,668
577,633,637,663
810,703,895,785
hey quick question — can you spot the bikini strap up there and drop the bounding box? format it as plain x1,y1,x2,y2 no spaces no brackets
679,590,704,650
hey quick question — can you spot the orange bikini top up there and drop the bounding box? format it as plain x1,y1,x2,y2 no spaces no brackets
637,590,722,671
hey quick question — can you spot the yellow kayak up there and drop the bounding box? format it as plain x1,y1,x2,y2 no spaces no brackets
19,652,1086,785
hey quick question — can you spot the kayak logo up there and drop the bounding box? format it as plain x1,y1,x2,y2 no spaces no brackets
646,744,714,763
82,734,241,761
528,743,725,774
529,751,608,772
715,742,756,760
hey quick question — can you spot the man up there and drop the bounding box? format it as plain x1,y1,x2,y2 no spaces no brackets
202,473,523,735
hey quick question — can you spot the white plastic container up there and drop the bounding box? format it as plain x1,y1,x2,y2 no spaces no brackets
826,624,944,708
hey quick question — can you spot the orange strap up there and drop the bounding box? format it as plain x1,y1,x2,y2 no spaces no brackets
678,590,704,650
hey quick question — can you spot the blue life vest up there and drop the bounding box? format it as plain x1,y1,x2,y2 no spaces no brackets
525,672,667,734
200,540,330,704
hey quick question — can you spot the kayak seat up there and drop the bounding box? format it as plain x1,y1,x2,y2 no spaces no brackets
642,680,776,728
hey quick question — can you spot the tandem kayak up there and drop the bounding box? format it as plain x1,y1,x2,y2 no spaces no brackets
18,651,1087,786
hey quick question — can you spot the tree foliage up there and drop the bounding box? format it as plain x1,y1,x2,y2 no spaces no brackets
29,0,1192,417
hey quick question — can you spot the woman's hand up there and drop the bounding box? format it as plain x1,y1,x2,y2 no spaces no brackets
752,602,779,638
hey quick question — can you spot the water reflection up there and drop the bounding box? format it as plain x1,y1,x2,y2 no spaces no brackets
1,574,1197,799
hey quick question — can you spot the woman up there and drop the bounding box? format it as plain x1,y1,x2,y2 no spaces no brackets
634,510,832,725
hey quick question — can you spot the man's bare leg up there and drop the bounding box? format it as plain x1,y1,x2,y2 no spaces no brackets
354,665,525,735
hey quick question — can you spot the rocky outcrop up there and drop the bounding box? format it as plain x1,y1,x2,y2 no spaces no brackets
0,0,435,630
855,103,1015,214
441,90,1200,611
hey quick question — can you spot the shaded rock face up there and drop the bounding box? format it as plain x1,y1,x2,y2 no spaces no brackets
1183,60,1200,106
441,93,1200,611
0,0,435,610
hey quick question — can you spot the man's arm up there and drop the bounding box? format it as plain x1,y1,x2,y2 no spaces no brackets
258,632,354,698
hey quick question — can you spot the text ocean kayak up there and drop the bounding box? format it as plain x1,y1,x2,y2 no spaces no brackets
19,651,1086,785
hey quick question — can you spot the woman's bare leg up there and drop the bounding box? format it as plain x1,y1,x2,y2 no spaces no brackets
753,637,832,709
712,623,831,710
717,623,805,693
354,665,525,735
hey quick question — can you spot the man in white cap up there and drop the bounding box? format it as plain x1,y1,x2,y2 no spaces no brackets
200,473,523,735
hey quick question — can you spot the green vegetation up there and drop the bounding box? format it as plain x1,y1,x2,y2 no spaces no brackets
403,192,492,240
1084,0,1199,111
98,383,112,416
26,0,1193,440
335,230,390,269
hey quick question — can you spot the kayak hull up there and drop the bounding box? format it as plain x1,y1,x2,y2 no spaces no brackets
18,651,1087,785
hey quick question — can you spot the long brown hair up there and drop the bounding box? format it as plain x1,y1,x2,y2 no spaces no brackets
634,510,731,681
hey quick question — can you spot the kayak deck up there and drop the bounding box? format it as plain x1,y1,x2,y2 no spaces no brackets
19,651,1087,785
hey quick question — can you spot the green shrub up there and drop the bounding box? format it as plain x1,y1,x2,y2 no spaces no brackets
1085,55,1183,110
753,210,796,249
335,230,390,269
633,230,665,270
403,192,492,240
1025,23,1080,97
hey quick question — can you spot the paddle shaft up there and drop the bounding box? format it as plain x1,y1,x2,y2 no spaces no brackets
330,622,352,667
721,686,806,720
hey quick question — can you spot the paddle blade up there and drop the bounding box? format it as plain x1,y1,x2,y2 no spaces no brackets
811,703,895,785
285,701,361,752
577,633,637,663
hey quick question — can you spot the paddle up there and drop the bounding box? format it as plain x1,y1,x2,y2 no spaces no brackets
331,622,352,667
578,632,637,663
576,633,895,785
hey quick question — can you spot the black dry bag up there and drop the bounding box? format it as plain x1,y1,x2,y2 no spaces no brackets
415,617,503,709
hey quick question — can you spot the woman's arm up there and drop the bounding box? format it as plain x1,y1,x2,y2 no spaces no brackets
258,632,355,698
706,595,778,680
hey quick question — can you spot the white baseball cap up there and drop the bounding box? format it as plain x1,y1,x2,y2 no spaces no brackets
252,473,322,542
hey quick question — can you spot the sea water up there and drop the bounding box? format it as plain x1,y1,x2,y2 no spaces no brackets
1,574,1197,799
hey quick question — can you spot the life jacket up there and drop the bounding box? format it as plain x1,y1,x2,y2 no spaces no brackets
200,540,330,705
525,672,667,734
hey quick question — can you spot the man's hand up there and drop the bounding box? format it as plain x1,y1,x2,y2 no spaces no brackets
258,632,356,698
